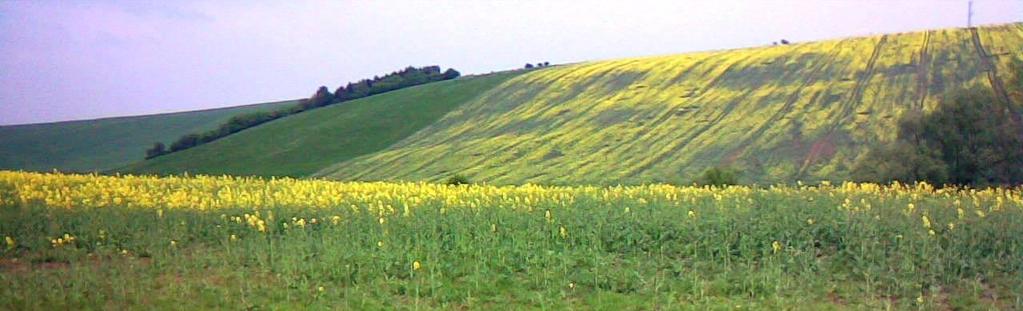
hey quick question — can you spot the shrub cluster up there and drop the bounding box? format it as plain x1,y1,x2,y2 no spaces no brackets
852,86,1023,187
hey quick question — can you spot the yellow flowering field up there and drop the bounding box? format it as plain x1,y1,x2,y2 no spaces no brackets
1,171,1021,309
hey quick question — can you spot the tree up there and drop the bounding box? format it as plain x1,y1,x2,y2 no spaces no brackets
851,142,948,184
443,68,461,80
524,63,534,69
145,142,167,159
852,87,1023,186
170,134,202,152
543,61,550,67
300,86,333,110
780,39,790,45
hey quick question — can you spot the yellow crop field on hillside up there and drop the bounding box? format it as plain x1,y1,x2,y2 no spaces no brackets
318,24,1022,185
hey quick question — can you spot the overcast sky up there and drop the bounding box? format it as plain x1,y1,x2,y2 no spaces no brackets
1,0,1021,125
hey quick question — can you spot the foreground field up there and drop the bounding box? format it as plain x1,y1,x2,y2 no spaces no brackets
1,171,1021,309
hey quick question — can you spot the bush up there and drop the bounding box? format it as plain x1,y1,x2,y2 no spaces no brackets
695,167,739,186
445,175,471,186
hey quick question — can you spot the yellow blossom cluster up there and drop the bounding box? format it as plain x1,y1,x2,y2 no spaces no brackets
50,233,76,248
1,171,1020,240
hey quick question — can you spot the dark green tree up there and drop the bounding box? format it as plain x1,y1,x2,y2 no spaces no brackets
443,68,461,80
144,142,167,159
853,87,1023,186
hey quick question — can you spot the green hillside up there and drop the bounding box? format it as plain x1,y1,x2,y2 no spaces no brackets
315,24,1022,184
121,71,522,177
0,100,298,172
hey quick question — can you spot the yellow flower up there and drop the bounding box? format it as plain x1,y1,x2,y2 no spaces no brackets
377,241,384,248
318,286,325,292
806,218,814,225
772,241,782,254
170,240,177,247
4,236,15,250
412,260,421,271
559,226,568,239
331,215,342,225
545,210,552,222
921,215,932,229
688,210,696,218
947,223,955,231
230,234,239,242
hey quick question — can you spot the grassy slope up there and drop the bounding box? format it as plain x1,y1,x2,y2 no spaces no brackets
0,100,298,172
317,24,1023,185
122,71,522,177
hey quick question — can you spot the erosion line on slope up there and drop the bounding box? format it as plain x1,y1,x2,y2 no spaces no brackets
916,31,932,110
696,40,847,180
618,50,771,178
343,60,652,180
970,28,1013,106
328,77,533,180
796,35,888,178
446,60,655,179
736,42,846,157
550,56,719,178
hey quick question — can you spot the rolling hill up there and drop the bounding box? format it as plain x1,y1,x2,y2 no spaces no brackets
0,100,298,172
313,24,1022,184
121,71,522,177
56,23,1023,184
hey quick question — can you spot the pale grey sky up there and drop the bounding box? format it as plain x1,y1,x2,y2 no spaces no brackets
1,0,1020,125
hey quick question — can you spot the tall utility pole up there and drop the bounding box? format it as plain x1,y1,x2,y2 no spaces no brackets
968,0,974,27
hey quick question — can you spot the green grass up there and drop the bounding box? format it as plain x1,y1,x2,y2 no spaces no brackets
318,23,1023,185
121,71,523,177
0,100,298,172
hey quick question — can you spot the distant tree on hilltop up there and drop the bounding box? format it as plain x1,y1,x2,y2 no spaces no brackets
300,86,333,110
443,68,461,80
